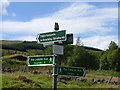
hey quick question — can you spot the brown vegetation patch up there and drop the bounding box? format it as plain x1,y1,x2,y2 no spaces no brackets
2,54,27,61
14,76,34,83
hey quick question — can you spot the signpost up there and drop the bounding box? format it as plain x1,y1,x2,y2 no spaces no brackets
58,67,86,77
27,22,86,90
37,30,66,44
27,55,54,66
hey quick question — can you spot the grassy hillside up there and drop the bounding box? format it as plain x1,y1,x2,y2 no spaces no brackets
1,40,102,52
1,56,120,89
2,54,27,59
1,40,119,89
1,53,120,89
0,40,23,45
2,71,119,88
1,41,44,52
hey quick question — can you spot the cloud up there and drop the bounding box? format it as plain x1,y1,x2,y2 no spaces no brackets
11,36,36,41
1,3,117,34
1,2,118,49
0,0,10,15
81,35,118,50
74,35,118,50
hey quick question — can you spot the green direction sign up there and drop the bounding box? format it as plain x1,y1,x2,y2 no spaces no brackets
37,30,66,44
58,67,86,77
27,55,54,66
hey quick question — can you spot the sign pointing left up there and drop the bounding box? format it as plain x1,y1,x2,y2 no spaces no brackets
36,30,66,44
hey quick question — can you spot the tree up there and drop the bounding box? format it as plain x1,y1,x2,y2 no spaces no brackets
100,41,120,71
76,37,83,46
108,48,120,71
67,37,99,70
108,41,118,50
43,46,52,55
100,53,111,70
59,45,74,66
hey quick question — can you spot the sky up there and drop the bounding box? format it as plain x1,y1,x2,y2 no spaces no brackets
0,0,118,50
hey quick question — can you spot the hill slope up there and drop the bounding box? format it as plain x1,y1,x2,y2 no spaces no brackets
0,40,23,45
1,41,44,51
1,40,102,52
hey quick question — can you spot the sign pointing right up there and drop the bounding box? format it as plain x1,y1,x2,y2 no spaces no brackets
58,67,86,77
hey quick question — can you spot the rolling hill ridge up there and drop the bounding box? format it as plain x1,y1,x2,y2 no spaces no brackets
1,40,102,52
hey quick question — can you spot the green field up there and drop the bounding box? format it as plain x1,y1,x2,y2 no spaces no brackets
1,70,119,89
1,40,120,89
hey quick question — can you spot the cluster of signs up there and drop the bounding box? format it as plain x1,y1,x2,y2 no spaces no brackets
27,30,85,77
27,55,85,77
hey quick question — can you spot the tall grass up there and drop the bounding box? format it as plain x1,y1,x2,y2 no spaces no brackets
2,72,119,88
87,70,120,77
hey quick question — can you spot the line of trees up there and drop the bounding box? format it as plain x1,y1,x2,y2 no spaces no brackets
2,39,120,72
60,38,120,72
